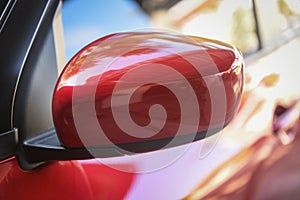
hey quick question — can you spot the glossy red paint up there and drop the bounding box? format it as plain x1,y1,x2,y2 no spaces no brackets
52,32,244,148
0,158,135,200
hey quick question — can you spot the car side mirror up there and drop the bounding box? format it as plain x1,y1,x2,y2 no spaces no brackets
22,32,244,169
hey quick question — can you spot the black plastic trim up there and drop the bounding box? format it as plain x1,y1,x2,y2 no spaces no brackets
22,123,227,166
0,128,18,160
0,0,60,170
23,129,125,164
0,0,58,134
0,0,15,32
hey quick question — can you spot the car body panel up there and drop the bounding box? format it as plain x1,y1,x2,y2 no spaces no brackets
0,157,135,200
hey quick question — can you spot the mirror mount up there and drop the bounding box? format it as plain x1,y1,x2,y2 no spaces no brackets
0,0,62,170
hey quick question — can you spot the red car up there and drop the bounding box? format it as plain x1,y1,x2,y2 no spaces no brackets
1,0,298,199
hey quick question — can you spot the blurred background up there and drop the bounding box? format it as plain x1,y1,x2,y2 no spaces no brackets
61,0,300,60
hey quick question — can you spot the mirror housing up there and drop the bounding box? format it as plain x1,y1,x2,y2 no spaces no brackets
21,32,244,169
53,32,244,153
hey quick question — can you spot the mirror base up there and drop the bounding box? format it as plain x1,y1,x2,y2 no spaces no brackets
19,123,228,170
